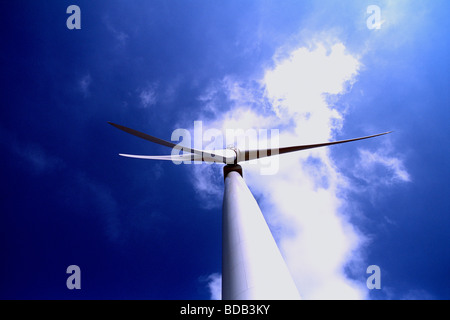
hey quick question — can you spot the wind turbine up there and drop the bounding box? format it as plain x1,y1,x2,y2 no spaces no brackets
108,121,390,300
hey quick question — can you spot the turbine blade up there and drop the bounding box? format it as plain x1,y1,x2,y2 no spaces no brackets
240,131,392,162
119,154,182,160
109,122,185,150
108,122,229,163
119,152,235,163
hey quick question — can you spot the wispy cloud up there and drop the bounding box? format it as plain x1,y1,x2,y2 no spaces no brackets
401,289,434,300
191,165,223,210
102,15,129,47
75,172,122,242
78,74,92,98
20,144,64,175
1,128,65,175
201,273,222,300
355,148,411,185
0,126,123,242
138,83,158,108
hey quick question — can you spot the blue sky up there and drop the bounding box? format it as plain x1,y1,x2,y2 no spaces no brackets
1,0,449,299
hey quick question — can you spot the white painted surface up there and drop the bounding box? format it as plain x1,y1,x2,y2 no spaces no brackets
222,171,301,300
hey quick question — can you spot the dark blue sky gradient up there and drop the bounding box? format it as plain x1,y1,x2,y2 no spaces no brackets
1,0,449,299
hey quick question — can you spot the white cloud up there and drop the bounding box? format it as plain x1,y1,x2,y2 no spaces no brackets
204,273,222,300
255,43,376,299
191,164,223,210
138,83,158,108
264,43,360,122
355,148,411,185
193,38,409,299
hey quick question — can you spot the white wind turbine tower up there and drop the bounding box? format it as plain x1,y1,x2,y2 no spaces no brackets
108,121,390,300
